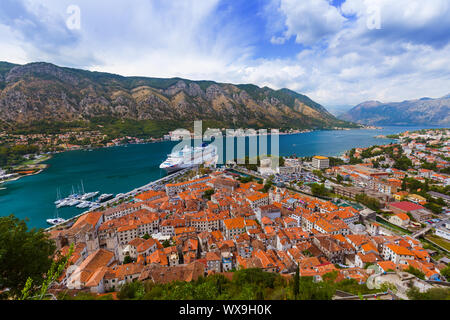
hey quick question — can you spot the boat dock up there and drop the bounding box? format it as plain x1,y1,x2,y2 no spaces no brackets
45,167,192,231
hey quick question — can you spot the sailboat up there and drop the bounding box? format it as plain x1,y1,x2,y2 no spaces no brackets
47,208,66,225
54,188,63,205
79,179,99,201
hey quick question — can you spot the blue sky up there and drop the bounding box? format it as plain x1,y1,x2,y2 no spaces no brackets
1,0,450,113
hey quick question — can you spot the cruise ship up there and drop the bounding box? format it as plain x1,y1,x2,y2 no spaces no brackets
160,144,217,173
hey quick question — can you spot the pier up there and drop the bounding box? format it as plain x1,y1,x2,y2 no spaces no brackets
45,167,192,232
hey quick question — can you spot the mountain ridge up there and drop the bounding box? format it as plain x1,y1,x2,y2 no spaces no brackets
339,95,450,126
0,61,355,131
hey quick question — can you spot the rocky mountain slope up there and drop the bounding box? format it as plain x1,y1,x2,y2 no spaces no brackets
0,62,354,130
339,96,450,126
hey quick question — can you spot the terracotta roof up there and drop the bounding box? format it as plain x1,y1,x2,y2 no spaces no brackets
377,260,397,272
390,201,424,212
246,192,268,202
71,249,114,284
223,217,245,230
395,213,410,221
206,251,221,261
139,261,205,283
386,244,414,256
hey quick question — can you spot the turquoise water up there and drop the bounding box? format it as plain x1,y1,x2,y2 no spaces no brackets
0,126,439,229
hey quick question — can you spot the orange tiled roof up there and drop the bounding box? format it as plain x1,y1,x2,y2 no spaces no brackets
386,244,414,256
223,217,245,230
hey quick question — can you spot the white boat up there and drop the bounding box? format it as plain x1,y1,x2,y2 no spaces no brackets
76,201,92,209
159,143,217,173
79,180,100,200
47,208,66,225
66,198,80,206
81,191,99,200
56,198,71,208
54,188,63,205
46,218,66,225
97,193,114,203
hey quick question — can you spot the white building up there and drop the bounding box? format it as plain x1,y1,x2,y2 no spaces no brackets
382,244,415,264
312,156,330,169
435,223,450,241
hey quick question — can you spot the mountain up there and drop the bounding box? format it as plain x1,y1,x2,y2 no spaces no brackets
0,62,354,132
339,95,450,126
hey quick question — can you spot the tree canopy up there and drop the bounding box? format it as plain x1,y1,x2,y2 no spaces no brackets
0,215,56,297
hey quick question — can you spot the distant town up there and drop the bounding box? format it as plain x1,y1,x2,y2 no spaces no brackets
0,125,369,184
41,128,450,300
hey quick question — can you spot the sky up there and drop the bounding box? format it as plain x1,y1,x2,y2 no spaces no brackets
0,0,450,114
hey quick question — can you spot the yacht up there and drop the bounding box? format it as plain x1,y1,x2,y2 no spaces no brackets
47,209,66,226
79,180,99,200
90,203,102,210
76,201,92,209
66,198,81,206
46,218,67,225
56,199,69,208
54,188,64,205
81,191,99,200
97,193,114,203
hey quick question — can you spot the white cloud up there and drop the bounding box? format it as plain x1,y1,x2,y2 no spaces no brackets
270,36,286,45
275,0,347,46
241,0,450,107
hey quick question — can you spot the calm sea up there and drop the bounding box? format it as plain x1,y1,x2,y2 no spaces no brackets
0,126,440,229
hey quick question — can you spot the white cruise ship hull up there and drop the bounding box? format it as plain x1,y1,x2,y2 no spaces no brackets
160,144,217,173
160,162,195,173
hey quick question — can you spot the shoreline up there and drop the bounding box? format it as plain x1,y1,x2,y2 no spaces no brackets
1,155,52,185
0,126,396,187
2,125,426,230
44,128,398,232
45,167,191,232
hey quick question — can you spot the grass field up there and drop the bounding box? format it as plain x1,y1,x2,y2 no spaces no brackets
20,154,52,166
425,234,450,252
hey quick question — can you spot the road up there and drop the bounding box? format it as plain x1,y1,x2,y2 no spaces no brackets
411,216,449,239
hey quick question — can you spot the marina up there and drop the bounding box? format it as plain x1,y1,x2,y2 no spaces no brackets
45,167,192,230
0,126,438,229
54,181,101,211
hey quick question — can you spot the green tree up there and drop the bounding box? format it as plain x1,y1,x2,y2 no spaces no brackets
311,183,329,197
355,194,381,211
118,281,145,300
0,215,56,298
203,189,215,201
393,156,413,171
424,202,443,214
405,266,425,280
123,255,134,264
293,266,300,298
262,181,273,193
21,244,74,300
407,287,450,300
162,239,172,248
440,265,450,280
